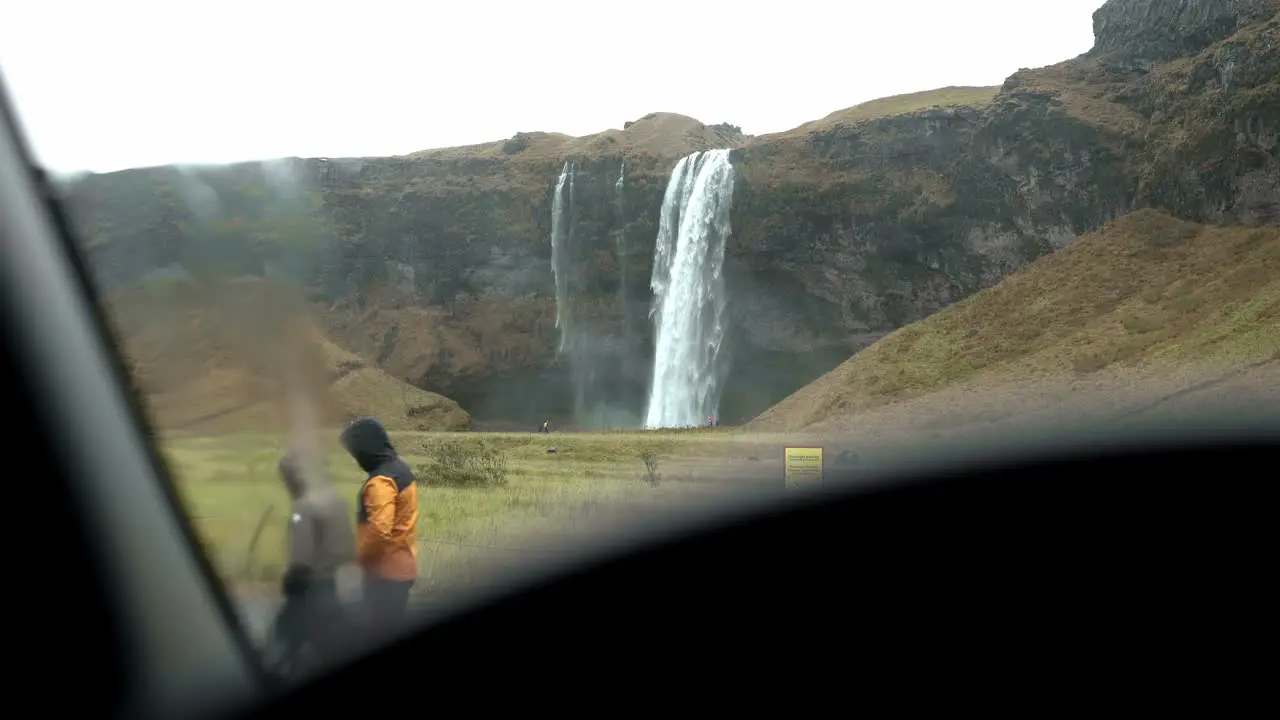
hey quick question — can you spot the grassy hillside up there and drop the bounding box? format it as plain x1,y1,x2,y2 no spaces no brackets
405,112,745,162
751,210,1280,431
108,276,472,434
773,86,1002,137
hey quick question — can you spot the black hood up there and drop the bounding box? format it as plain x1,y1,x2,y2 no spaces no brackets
340,416,397,473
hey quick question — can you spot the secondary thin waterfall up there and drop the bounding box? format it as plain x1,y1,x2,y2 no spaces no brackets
644,149,736,428
615,162,630,343
550,161,576,354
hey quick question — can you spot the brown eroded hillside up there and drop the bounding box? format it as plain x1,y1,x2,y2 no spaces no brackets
750,209,1280,432
108,276,472,434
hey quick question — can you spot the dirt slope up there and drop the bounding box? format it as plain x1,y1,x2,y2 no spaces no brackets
108,277,471,434
750,210,1280,432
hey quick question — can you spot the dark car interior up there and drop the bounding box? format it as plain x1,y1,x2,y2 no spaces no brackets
1,69,1271,718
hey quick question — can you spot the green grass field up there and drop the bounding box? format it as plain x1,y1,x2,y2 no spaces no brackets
162,428,768,597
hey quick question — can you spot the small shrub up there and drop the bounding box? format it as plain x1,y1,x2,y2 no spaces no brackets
418,440,509,488
502,134,530,155
333,359,362,379
639,450,661,487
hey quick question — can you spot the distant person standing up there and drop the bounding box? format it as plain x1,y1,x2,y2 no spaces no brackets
540,420,551,434
340,417,419,634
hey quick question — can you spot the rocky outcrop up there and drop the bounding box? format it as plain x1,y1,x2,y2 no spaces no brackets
724,95,1134,417
61,0,1280,426
1133,5,1280,224
1091,0,1277,65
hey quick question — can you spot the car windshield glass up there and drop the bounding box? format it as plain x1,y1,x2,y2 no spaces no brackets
2,0,1277,686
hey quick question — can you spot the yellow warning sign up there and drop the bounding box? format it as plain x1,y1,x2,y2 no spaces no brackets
785,447,823,489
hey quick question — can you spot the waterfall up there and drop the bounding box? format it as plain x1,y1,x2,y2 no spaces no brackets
549,161,575,354
549,160,596,424
644,149,736,429
615,162,629,336
615,160,636,406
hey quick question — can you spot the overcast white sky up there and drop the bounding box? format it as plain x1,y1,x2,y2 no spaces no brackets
0,0,1108,174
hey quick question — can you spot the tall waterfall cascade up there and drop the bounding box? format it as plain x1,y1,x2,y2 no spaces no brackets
549,161,576,354
644,149,736,429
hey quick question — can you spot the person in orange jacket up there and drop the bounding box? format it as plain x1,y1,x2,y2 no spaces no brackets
339,417,419,632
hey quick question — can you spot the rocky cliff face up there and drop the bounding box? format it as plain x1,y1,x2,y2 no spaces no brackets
62,0,1280,426
1092,0,1276,65
725,95,1134,416
1127,1,1280,225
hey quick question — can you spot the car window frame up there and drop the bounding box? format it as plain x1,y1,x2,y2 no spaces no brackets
0,71,266,717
